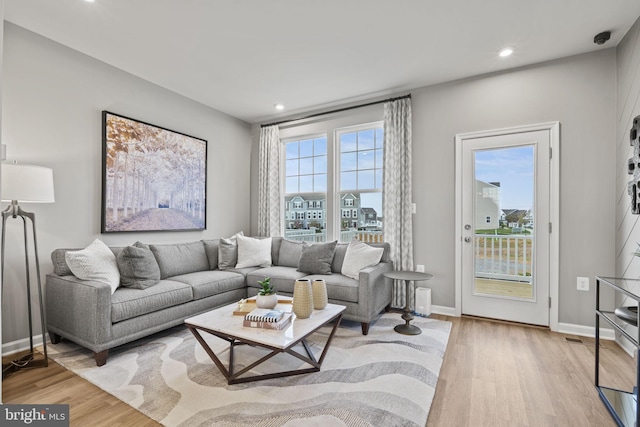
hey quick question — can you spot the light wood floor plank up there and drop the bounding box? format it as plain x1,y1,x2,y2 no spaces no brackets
2,314,633,426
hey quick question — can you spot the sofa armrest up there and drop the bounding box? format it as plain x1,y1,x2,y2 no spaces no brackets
45,273,112,352
356,261,394,320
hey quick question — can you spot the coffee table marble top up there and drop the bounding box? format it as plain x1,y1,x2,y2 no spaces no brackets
185,299,346,349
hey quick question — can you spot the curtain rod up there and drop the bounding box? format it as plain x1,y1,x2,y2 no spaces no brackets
261,94,411,128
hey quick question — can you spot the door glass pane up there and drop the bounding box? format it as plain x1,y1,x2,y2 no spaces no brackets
473,145,534,300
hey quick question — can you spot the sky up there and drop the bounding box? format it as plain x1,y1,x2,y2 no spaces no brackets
474,145,534,210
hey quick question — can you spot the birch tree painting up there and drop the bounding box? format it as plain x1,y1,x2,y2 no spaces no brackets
102,111,207,232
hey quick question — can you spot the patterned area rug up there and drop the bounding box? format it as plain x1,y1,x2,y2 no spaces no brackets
47,314,451,427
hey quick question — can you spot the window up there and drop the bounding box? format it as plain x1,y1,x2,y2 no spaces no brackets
282,122,384,243
284,136,327,238
338,125,384,242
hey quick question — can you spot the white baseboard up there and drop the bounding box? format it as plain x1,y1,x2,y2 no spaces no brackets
2,334,49,356
558,322,615,340
431,305,456,317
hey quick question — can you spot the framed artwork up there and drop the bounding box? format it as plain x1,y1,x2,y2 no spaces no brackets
101,111,207,232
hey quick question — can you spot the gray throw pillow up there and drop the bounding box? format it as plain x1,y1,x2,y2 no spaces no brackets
297,241,337,275
278,239,303,267
218,231,243,270
117,242,161,289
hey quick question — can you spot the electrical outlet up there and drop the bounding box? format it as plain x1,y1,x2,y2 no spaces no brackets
416,264,425,273
577,277,589,292
411,203,417,214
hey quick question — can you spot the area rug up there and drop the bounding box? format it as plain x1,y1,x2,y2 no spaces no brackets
46,314,451,427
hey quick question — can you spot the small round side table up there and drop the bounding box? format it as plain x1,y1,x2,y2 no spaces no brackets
384,270,433,335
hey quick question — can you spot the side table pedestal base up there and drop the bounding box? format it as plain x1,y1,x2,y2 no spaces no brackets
394,324,421,335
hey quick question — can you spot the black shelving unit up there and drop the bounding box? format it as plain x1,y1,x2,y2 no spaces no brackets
595,276,640,427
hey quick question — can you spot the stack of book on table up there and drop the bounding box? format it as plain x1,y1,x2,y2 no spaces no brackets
243,308,293,330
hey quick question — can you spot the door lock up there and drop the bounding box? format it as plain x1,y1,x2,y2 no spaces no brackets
464,237,472,243
464,224,471,230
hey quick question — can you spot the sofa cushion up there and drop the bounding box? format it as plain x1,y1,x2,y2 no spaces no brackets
110,280,193,323
65,239,121,294
202,239,220,270
236,235,272,268
278,239,303,268
218,231,243,270
297,241,337,275
341,239,385,280
150,241,209,279
117,242,161,289
246,266,308,294
302,273,359,303
170,270,246,300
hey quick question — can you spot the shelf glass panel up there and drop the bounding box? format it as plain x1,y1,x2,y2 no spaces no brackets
599,386,637,427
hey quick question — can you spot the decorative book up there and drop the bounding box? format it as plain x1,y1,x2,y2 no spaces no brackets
243,313,293,330
244,309,284,323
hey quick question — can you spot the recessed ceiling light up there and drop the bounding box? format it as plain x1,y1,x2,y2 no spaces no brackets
84,0,96,3
274,104,284,111
499,48,514,58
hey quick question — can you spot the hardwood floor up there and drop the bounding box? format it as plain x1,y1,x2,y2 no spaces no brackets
2,315,633,426
428,315,633,426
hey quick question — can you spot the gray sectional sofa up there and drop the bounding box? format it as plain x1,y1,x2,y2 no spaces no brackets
45,237,393,366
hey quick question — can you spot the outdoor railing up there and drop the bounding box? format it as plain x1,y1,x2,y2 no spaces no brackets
475,234,532,283
284,229,384,243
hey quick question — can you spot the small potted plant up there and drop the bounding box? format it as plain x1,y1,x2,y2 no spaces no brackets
256,277,278,309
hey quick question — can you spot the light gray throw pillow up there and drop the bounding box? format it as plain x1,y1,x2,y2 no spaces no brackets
297,241,337,275
117,242,161,289
341,239,384,280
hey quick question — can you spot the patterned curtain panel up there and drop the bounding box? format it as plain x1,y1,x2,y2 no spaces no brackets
383,98,414,307
258,125,281,237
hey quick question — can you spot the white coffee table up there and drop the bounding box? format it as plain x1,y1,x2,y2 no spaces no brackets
185,299,345,384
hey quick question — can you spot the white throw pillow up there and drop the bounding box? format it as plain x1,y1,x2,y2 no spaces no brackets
65,239,120,294
341,239,384,280
235,235,273,268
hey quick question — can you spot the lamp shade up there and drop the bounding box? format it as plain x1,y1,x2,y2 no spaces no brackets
1,163,55,203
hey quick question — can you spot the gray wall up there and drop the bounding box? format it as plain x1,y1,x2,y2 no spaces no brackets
616,20,640,284
251,48,617,328
1,23,252,345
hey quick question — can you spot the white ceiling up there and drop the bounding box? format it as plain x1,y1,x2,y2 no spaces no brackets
5,0,640,123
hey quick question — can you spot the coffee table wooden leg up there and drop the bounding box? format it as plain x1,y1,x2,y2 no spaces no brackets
187,325,232,383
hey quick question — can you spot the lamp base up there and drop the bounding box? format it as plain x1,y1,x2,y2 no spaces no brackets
2,352,48,380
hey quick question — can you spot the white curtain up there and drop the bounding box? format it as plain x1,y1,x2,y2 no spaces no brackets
383,98,414,307
258,125,281,237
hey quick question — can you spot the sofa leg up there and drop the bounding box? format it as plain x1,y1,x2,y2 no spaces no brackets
94,350,109,367
49,332,62,344
360,322,370,335
384,304,391,312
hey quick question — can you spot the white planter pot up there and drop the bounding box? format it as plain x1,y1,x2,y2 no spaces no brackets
256,294,278,309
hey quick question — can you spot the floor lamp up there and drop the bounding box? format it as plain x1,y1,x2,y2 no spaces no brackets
1,162,55,379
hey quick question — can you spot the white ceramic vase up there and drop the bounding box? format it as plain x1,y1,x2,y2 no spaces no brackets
292,279,314,319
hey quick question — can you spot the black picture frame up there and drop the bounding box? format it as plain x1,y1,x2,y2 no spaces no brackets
101,111,207,233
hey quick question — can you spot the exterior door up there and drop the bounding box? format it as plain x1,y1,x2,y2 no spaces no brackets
456,126,554,326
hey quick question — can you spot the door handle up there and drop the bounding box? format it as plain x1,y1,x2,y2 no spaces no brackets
464,237,472,243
